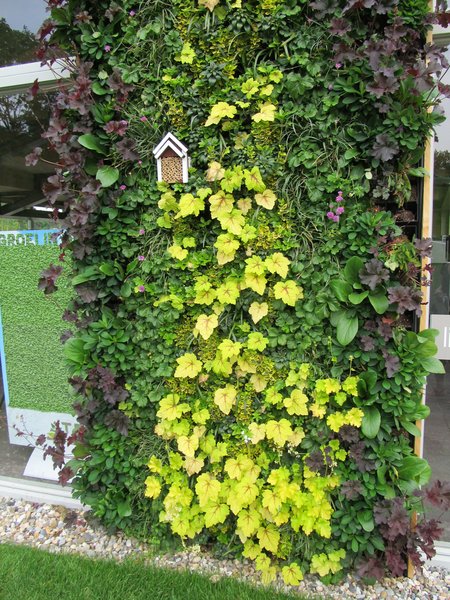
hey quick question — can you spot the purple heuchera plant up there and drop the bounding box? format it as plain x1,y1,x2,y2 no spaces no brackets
359,258,390,290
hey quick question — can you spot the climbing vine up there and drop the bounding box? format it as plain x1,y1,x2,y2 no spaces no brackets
30,0,450,584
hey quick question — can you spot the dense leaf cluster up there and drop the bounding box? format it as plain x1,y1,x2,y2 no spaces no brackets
32,0,450,583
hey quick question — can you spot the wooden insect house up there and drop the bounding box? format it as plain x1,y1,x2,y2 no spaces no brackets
153,133,189,184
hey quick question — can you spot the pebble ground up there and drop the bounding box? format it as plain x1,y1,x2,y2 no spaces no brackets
0,497,449,599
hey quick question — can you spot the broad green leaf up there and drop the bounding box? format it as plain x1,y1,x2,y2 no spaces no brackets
78,133,106,154
421,356,445,374
344,257,364,285
72,266,99,285
96,166,120,187
336,313,358,345
63,337,86,366
357,510,374,532
331,280,352,302
348,291,369,305
400,419,421,437
99,263,115,276
361,406,381,439
398,456,431,485
117,500,132,517
368,293,389,314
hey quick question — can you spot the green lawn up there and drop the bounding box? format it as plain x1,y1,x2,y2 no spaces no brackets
0,543,317,600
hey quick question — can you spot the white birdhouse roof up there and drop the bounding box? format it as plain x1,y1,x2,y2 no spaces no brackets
153,133,188,159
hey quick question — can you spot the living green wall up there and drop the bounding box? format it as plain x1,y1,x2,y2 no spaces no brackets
0,239,72,414
35,0,450,584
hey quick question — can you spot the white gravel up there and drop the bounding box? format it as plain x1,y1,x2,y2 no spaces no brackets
0,497,449,599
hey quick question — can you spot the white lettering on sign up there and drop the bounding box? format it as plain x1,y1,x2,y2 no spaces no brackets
430,315,450,360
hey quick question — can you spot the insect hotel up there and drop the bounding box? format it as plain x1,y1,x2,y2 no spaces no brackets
153,133,189,184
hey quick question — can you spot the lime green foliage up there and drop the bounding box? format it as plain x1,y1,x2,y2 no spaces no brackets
0,244,71,413
0,544,307,600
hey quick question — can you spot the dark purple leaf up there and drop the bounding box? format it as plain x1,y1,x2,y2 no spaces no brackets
340,480,364,499
359,258,390,290
424,480,450,510
372,134,399,162
361,335,376,351
357,556,385,580
414,237,433,258
25,146,43,167
104,410,129,436
387,285,422,315
116,138,139,161
38,264,63,294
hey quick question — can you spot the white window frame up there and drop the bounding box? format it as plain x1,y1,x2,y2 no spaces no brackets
0,58,80,507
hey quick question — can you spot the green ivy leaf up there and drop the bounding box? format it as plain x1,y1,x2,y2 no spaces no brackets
361,407,381,439
96,166,120,187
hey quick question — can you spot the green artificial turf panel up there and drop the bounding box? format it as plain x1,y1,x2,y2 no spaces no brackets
0,242,72,413
0,544,319,600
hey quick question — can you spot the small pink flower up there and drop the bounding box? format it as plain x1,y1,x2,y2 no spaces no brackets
104,45,112,52
327,211,335,220
138,285,145,292
120,185,127,190
129,10,136,16
138,160,142,165
336,206,345,215
138,255,145,261
332,215,340,222
140,116,148,122
338,190,343,195
139,228,145,235
335,62,342,69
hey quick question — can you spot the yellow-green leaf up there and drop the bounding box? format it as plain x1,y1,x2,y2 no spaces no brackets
257,524,280,554
167,244,188,261
194,313,219,340
204,500,230,527
216,279,240,305
174,353,203,378
249,301,268,324
195,473,221,507
247,332,269,352
177,435,199,457
265,252,290,278
176,193,205,218
283,389,308,416
254,189,276,210
273,280,303,306
206,161,225,181
265,419,293,446
252,102,276,123
214,384,237,415
205,101,237,126
237,509,261,537
144,476,161,499
282,563,303,586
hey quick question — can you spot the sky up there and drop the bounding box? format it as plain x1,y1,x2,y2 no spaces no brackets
1,0,47,33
